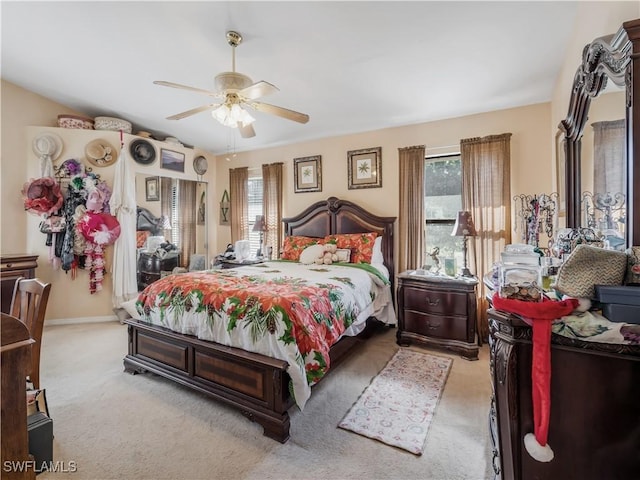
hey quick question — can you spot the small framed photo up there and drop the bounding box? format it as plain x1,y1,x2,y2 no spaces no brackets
160,148,185,172
348,147,382,189
293,155,322,193
145,176,159,202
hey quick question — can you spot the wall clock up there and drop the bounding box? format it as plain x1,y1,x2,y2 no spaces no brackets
193,155,208,175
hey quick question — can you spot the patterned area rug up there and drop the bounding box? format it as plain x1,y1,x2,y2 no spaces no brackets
338,348,452,455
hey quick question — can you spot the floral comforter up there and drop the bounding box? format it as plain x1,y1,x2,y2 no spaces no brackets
135,261,393,409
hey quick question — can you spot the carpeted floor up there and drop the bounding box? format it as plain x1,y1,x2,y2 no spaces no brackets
38,321,493,480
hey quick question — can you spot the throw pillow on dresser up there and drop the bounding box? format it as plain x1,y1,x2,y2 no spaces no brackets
624,246,640,285
553,244,628,299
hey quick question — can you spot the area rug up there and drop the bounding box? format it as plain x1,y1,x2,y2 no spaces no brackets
338,348,452,455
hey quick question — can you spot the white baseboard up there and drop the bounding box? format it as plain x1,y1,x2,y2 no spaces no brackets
46,315,119,326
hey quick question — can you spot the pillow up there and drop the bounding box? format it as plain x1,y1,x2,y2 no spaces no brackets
299,244,326,264
553,244,628,299
372,236,384,264
325,232,378,264
625,246,640,285
281,236,322,261
335,248,351,263
136,230,150,248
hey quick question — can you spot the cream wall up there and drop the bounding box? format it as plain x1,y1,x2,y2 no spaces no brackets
550,2,640,189
1,80,217,321
1,80,83,253
214,102,553,253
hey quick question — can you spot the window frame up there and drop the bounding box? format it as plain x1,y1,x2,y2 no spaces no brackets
424,153,462,260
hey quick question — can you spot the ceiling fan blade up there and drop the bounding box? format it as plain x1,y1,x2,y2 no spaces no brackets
250,101,310,124
154,80,220,97
166,104,220,121
239,123,256,138
238,81,279,100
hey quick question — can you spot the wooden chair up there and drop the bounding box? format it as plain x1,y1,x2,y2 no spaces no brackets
10,277,51,390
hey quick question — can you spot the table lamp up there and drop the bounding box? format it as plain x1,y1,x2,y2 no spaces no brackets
451,210,478,277
252,215,266,257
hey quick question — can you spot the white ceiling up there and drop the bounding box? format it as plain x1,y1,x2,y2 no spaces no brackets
1,1,580,155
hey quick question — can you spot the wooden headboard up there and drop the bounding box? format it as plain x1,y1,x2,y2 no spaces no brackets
282,197,396,288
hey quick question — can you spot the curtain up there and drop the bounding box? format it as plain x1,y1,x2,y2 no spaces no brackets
160,177,172,223
177,180,197,268
229,167,248,243
262,162,283,258
398,145,426,273
461,133,512,342
593,119,626,196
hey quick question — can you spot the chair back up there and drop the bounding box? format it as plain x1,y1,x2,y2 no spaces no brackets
10,277,51,389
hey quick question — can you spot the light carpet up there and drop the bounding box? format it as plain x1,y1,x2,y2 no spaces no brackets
38,321,493,479
339,348,452,455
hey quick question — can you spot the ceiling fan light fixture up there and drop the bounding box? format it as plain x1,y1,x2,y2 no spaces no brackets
212,104,255,128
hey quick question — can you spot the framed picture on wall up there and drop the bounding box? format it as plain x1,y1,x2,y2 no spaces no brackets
160,148,185,172
348,147,382,189
145,176,159,202
293,155,322,193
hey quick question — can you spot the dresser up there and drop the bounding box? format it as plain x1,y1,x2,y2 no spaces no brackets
488,308,640,480
1,313,37,480
396,271,479,360
137,252,180,290
1,254,39,314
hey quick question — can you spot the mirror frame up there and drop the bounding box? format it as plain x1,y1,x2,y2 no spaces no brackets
559,18,640,248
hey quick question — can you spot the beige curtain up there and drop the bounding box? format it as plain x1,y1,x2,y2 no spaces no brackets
398,145,426,273
177,180,197,268
461,133,512,342
229,167,248,243
593,119,626,196
262,162,283,258
160,177,172,224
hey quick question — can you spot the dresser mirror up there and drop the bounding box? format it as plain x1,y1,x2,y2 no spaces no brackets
559,19,640,248
135,173,208,272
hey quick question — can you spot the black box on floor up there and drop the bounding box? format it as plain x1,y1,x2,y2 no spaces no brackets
27,412,53,473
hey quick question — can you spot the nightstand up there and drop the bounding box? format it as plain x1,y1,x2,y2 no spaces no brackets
137,252,180,290
396,271,479,360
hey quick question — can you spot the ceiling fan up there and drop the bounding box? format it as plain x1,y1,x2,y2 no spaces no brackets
154,31,309,138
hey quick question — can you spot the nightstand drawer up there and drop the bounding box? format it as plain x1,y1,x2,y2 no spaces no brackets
403,287,468,316
403,310,469,342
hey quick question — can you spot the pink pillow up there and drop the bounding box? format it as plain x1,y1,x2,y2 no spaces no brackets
324,232,378,264
281,236,323,261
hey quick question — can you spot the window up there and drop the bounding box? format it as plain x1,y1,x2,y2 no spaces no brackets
247,174,263,254
169,179,179,247
424,154,462,264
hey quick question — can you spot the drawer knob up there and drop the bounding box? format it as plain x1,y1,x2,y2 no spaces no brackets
425,296,440,306
6,263,12,268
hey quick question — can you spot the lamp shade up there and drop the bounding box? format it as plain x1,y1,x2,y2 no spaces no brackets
451,211,477,237
158,215,172,230
252,215,266,232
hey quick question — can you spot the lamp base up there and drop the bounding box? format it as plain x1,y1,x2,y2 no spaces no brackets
460,267,474,277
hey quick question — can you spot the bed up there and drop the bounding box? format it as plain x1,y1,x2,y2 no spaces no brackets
123,197,396,442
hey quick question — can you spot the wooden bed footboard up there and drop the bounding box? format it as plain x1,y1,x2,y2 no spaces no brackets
123,317,380,442
123,318,294,442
